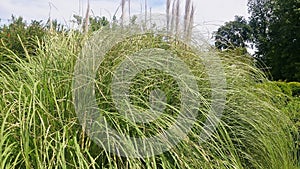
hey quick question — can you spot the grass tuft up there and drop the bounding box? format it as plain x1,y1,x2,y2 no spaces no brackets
0,25,298,168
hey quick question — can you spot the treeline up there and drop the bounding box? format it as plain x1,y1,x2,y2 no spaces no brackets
215,0,300,82
0,15,109,64
0,16,47,61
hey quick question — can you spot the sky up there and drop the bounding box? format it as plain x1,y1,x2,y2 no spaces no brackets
0,0,249,37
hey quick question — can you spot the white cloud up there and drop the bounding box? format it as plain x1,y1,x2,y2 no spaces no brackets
0,0,48,22
0,0,249,34
193,0,249,35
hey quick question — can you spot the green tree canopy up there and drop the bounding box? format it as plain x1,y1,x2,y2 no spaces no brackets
214,16,253,51
71,14,109,32
248,0,300,81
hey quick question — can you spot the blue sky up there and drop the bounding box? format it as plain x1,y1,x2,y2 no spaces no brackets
0,0,249,36
147,0,165,7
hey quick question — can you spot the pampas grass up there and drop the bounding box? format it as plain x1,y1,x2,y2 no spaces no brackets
0,0,298,168
0,27,298,168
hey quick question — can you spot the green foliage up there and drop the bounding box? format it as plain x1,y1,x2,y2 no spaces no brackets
281,97,300,163
89,16,109,32
214,16,253,51
1,29,298,168
248,0,274,58
289,82,300,96
214,0,300,81
0,32,89,168
248,0,300,82
71,14,109,32
0,11,299,168
45,19,66,32
257,81,300,164
0,14,110,69
0,16,46,60
273,81,293,97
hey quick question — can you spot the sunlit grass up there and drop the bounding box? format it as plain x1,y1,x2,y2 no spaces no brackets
0,29,298,169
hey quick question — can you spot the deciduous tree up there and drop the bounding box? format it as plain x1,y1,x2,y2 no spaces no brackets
214,16,252,51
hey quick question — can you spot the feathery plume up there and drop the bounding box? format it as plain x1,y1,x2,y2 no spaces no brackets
83,0,90,34
48,2,53,32
187,4,195,41
121,0,126,26
128,0,131,19
166,0,171,31
145,0,148,21
170,0,176,33
175,0,180,35
184,0,191,35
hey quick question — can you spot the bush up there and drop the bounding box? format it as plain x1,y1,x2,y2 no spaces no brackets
272,81,293,96
289,82,300,97
0,16,46,60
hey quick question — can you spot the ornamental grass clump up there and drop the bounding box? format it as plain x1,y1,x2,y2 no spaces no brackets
0,20,298,169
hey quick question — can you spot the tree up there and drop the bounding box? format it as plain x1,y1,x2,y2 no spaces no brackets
89,16,109,32
248,0,300,81
214,16,252,51
71,14,109,32
267,0,300,81
248,0,274,58
46,19,66,32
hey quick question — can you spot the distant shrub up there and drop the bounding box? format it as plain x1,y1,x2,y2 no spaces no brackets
256,81,293,107
273,81,293,96
288,82,300,97
0,16,46,59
